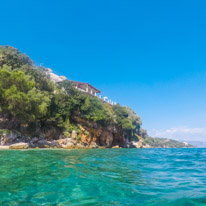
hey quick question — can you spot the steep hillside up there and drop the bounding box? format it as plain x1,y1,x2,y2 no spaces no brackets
0,46,193,149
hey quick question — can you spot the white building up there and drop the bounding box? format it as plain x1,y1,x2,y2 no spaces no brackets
45,68,116,105
70,80,101,96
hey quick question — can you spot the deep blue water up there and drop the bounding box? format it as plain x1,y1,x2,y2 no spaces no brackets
0,148,206,205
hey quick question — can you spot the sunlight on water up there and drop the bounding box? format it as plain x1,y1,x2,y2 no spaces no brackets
0,148,206,205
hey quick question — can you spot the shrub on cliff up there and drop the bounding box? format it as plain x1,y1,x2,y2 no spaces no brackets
112,105,142,139
0,67,51,125
113,105,141,130
0,46,33,69
80,96,113,126
58,80,113,126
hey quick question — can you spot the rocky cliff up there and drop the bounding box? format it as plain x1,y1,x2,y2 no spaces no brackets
0,46,193,149
0,114,141,149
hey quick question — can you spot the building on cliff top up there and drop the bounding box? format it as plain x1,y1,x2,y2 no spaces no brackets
70,80,101,96
45,68,116,105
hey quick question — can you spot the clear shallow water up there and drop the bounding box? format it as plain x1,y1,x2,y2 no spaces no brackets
0,149,206,206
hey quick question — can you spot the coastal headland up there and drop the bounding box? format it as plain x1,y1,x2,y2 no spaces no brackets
0,46,192,149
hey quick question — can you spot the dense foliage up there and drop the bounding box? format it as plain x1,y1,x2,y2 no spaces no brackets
0,66,50,124
0,46,142,138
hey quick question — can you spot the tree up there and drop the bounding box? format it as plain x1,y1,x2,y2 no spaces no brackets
0,68,51,125
112,105,134,130
0,46,33,69
80,96,113,126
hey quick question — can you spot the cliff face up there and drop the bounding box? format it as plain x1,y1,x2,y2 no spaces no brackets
72,115,126,148
0,118,193,149
0,105,192,149
0,115,139,149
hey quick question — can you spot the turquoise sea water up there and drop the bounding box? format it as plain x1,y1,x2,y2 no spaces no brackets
0,149,206,206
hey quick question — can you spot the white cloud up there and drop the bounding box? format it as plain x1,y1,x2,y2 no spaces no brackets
149,126,206,142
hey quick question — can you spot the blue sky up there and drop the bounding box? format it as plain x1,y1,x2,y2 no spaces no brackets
1,0,206,142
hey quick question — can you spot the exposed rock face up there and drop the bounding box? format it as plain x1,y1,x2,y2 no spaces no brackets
9,142,29,149
0,130,21,146
44,127,62,140
88,142,98,148
80,133,92,144
58,138,75,149
71,130,77,139
72,116,128,148
31,137,38,143
35,140,51,148
99,131,113,147
0,116,140,149
76,143,85,149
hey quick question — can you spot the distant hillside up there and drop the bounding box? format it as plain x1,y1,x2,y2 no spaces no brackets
142,136,194,148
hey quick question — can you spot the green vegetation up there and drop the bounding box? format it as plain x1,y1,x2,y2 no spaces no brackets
112,105,142,140
0,129,12,135
0,46,142,138
143,136,193,148
0,46,195,148
0,67,51,124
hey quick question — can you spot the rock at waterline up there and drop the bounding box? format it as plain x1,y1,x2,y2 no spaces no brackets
9,143,29,149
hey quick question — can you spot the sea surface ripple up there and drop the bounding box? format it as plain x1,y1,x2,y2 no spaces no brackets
0,148,206,205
